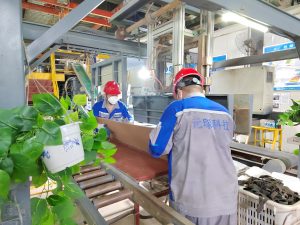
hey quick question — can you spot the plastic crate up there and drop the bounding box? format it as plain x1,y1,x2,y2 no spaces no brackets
238,187,300,225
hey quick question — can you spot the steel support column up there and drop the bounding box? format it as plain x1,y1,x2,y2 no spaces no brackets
0,0,25,108
121,57,128,104
0,1,30,224
27,0,105,63
172,3,185,75
147,24,155,70
197,10,214,93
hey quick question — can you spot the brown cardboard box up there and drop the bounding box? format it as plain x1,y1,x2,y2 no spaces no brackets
96,118,153,153
96,118,168,181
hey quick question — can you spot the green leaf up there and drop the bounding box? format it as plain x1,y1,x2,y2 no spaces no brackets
93,158,101,166
98,149,117,157
69,112,79,122
73,94,87,106
60,97,69,111
80,111,97,131
0,108,21,130
32,93,63,116
71,164,80,175
57,168,72,184
54,119,66,126
37,114,44,128
294,149,299,156
94,128,107,142
10,154,39,182
66,96,72,108
64,182,85,200
82,134,94,151
0,127,13,158
31,198,51,225
42,210,55,225
100,141,116,150
10,139,44,161
103,157,116,164
52,198,75,221
0,157,14,175
52,180,63,195
36,121,62,145
32,172,48,188
0,170,10,199
64,112,79,124
15,106,38,131
61,218,77,225
92,141,101,151
84,151,97,164
46,194,66,206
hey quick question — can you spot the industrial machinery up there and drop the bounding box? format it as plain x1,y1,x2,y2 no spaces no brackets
132,94,253,135
210,66,274,115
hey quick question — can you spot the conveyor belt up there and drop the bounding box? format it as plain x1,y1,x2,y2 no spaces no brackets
74,165,133,212
230,142,298,169
73,164,193,225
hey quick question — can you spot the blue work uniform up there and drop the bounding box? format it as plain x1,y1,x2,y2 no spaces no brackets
149,93,238,225
92,100,133,123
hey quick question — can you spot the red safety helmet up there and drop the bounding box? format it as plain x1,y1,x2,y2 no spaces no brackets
103,81,121,95
173,68,204,96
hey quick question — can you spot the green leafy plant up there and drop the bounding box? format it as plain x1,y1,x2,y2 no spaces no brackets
279,99,300,156
0,93,117,224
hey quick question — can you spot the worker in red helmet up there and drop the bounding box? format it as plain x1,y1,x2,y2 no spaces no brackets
149,68,237,225
92,81,133,123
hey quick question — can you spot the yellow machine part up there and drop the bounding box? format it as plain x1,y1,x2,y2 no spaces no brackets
28,73,65,81
50,53,60,98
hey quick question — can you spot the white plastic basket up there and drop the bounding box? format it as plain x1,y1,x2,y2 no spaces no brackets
238,187,300,225
42,122,84,173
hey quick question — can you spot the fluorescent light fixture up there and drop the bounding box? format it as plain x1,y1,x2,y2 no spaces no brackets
222,12,269,33
138,67,151,80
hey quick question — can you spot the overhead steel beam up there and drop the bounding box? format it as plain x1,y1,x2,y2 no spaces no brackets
213,49,299,69
26,0,105,63
32,0,113,18
30,45,61,70
22,2,110,27
109,0,150,22
23,22,147,57
183,0,300,40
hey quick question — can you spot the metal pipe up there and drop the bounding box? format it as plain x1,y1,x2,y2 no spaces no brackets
93,189,133,208
80,165,102,174
79,175,115,190
126,0,180,33
85,181,122,198
213,49,299,69
204,11,214,93
74,169,107,182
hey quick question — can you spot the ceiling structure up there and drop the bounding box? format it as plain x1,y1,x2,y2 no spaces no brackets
22,0,300,42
